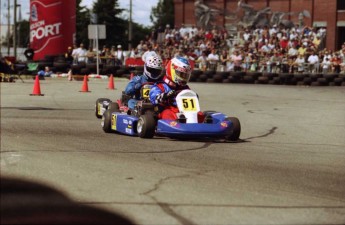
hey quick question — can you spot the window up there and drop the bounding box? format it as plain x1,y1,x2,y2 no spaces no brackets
338,0,345,10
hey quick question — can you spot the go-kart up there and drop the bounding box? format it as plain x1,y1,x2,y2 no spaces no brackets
95,83,153,118
100,89,241,141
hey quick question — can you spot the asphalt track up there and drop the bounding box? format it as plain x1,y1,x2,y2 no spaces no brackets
1,78,345,225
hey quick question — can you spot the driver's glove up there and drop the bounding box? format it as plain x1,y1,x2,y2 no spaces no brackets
165,90,175,98
155,90,175,104
134,83,142,90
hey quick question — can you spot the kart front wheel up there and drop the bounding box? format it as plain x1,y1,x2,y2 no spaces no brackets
102,109,113,133
95,98,111,119
225,117,241,141
137,114,156,138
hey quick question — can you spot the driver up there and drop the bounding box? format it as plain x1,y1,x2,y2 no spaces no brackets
149,56,204,121
124,55,163,110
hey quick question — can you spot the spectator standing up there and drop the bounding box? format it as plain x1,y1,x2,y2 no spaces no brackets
294,54,306,73
86,46,96,63
73,43,87,64
307,51,320,73
219,49,230,71
114,45,125,66
128,47,141,58
330,53,341,73
207,48,219,71
196,51,208,71
64,46,74,65
230,50,243,72
321,58,331,74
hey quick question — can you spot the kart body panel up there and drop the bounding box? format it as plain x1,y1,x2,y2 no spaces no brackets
108,111,234,139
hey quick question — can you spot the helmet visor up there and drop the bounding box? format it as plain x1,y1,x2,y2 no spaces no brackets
146,67,162,79
175,70,190,83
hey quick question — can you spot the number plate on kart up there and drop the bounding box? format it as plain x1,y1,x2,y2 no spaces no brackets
111,114,117,130
181,98,197,111
142,88,150,99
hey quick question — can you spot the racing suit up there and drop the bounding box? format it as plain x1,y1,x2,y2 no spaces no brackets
149,76,191,120
124,74,154,110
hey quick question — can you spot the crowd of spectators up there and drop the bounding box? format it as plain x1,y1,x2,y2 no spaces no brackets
66,23,345,74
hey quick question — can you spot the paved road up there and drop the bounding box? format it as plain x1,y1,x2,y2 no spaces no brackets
1,78,345,225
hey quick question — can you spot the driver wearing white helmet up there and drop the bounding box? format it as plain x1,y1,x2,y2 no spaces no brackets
124,55,163,110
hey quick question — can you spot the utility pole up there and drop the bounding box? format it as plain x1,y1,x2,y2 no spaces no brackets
7,0,10,56
13,0,17,58
0,0,2,55
128,0,132,50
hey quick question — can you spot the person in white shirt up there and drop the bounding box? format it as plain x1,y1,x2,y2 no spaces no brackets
114,45,125,66
73,43,87,63
207,48,219,71
321,58,331,74
307,51,320,73
294,54,305,73
288,45,298,57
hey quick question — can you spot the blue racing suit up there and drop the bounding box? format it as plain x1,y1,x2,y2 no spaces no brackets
149,78,190,114
124,74,152,110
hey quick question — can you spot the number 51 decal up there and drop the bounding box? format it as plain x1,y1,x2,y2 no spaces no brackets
182,98,197,111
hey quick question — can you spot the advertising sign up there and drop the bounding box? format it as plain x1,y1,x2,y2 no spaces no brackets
30,0,75,60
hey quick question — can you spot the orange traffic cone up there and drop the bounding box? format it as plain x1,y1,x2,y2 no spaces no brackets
79,75,91,92
30,75,44,96
130,73,134,80
107,74,115,90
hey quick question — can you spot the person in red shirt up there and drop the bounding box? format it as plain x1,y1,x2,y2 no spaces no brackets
279,36,289,50
330,53,342,73
204,30,213,41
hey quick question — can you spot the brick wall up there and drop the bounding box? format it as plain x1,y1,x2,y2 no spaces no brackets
175,0,340,50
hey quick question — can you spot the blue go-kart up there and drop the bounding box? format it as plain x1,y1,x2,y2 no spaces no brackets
98,88,241,141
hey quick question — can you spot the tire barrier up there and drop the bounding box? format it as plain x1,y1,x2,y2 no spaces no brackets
186,70,345,86
8,59,345,86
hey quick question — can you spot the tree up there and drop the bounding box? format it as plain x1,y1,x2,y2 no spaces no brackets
17,20,30,47
76,0,151,49
150,0,174,29
92,0,127,48
76,0,91,47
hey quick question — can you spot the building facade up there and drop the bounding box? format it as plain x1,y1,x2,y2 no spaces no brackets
174,0,345,50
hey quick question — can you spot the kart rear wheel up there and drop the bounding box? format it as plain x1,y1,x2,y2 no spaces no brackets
108,102,120,112
95,98,111,119
225,117,241,141
102,109,114,133
137,114,156,138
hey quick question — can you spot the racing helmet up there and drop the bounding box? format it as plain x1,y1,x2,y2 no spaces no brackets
166,56,191,86
144,55,163,80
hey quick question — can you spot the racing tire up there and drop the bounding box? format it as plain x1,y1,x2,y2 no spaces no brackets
137,114,156,139
108,102,120,112
225,117,241,141
95,98,111,119
101,109,113,133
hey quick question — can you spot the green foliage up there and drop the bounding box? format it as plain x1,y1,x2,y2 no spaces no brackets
150,0,174,29
17,20,30,47
92,0,126,48
74,0,153,50
76,0,91,47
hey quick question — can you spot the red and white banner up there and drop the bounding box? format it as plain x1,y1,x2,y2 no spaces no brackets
30,0,75,60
